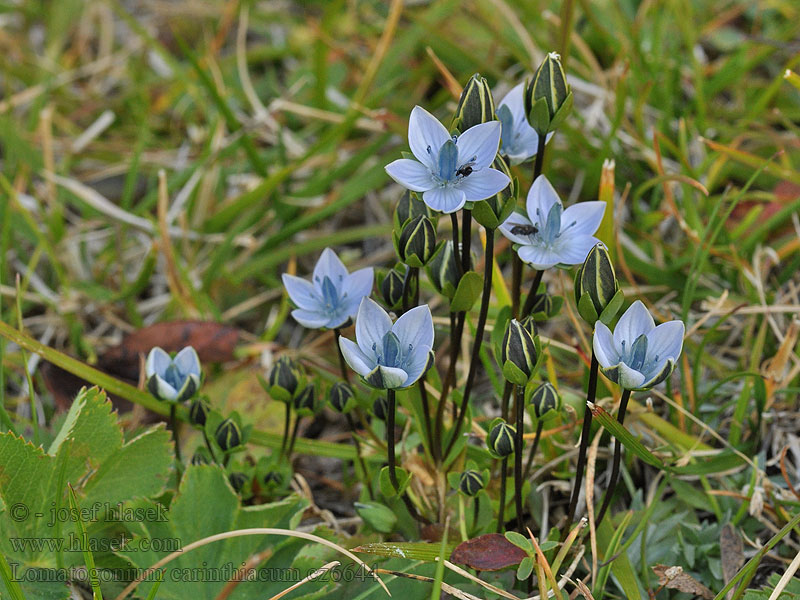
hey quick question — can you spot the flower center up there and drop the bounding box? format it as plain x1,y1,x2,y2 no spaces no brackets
621,334,649,372
163,363,185,390
435,137,476,183
373,331,413,368
531,202,578,247
314,275,346,311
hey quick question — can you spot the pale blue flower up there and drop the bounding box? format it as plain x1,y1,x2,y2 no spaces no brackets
282,248,374,329
498,175,606,269
146,346,202,402
593,300,685,391
496,82,553,165
339,298,434,389
384,106,509,214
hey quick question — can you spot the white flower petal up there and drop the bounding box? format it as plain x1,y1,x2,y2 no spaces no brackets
365,365,408,389
592,322,619,368
456,121,502,169
640,358,676,390
149,374,178,401
339,337,374,377
344,268,374,303
498,82,527,124
614,300,656,349
526,175,561,227
392,305,434,353
456,168,510,202
498,212,536,245
550,234,599,266
313,248,348,291
562,201,606,236
291,309,330,329
401,346,432,387
282,274,319,310
422,187,466,214
385,159,436,192
173,347,201,377
408,106,450,170
616,362,647,390
646,320,685,362
517,243,561,270
355,297,393,357
145,347,171,378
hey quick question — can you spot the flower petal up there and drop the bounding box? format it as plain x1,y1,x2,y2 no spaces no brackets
498,83,527,124
408,105,450,170
364,365,408,390
456,121,502,169
550,234,600,266
561,201,606,236
456,168,510,202
614,300,655,348
145,347,171,378
312,248,349,292
339,337,374,377
175,374,200,403
291,309,330,329
498,212,536,245
517,243,561,270
173,347,201,377
282,274,319,310
646,320,685,362
639,358,676,390
344,268,374,303
385,159,436,192
148,374,178,402
616,362,647,390
422,186,467,214
401,347,433,388
355,297,393,357
592,322,619,368
526,175,561,227
392,304,434,353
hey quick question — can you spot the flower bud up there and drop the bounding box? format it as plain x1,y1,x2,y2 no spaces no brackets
395,215,437,268
328,382,356,414
575,243,624,325
263,471,283,487
524,52,573,136
293,384,318,417
190,450,210,465
452,73,495,133
268,356,300,403
394,190,430,230
487,421,516,458
472,155,516,229
188,397,211,427
228,471,249,492
501,319,538,385
529,381,562,422
426,240,461,299
458,470,485,496
380,268,406,310
524,290,563,320
215,418,242,452
372,395,389,421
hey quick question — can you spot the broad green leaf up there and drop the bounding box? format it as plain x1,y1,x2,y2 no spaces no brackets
450,271,483,312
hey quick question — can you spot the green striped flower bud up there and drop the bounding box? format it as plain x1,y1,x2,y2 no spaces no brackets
293,384,318,417
472,155,516,229
452,73,496,133
394,190,430,230
487,420,516,458
380,268,406,310
395,215,438,268
529,381,562,422
228,472,249,492
190,449,211,465
524,51,573,136
328,382,356,414
188,396,211,427
426,240,461,299
501,319,538,385
215,418,242,452
575,243,624,325
458,470,485,496
268,356,301,403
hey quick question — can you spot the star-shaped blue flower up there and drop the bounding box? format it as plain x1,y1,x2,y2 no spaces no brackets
384,106,510,214
593,300,685,391
282,248,374,329
339,298,434,389
496,82,553,165
498,175,606,269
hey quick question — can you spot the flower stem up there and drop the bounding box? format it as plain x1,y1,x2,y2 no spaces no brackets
203,431,219,464
401,266,418,313
334,329,350,383
434,311,464,457
511,255,522,318
170,404,182,465
287,415,302,458
496,456,508,533
533,135,546,183
565,352,599,533
461,208,472,274
521,269,544,316
595,388,632,527
345,412,374,500
444,227,494,458
523,420,544,480
450,213,462,277
501,381,512,422
514,384,525,533
280,402,291,457
418,373,438,463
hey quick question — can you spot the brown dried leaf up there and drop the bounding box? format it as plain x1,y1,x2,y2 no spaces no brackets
450,533,527,571
652,564,714,599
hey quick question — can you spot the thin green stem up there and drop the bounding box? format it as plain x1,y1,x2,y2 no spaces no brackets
334,329,350,383
346,412,374,500
497,456,508,533
170,404,182,465
387,388,430,525
450,213,462,277
287,415,302,458
418,373,438,463
521,269,544,316
595,389,633,527
523,421,544,480
203,431,219,464
533,135,546,183
461,209,472,274
565,352,599,533
444,227,494,458
280,402,291,457
434,311,464,455
514,385,525,533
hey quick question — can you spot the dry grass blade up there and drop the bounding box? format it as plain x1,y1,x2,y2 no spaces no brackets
375,568,483,600
767,547,800,600
267,561,340,600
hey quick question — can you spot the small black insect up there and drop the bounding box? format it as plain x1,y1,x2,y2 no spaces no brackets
510,224,538,236
456,165,473,177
